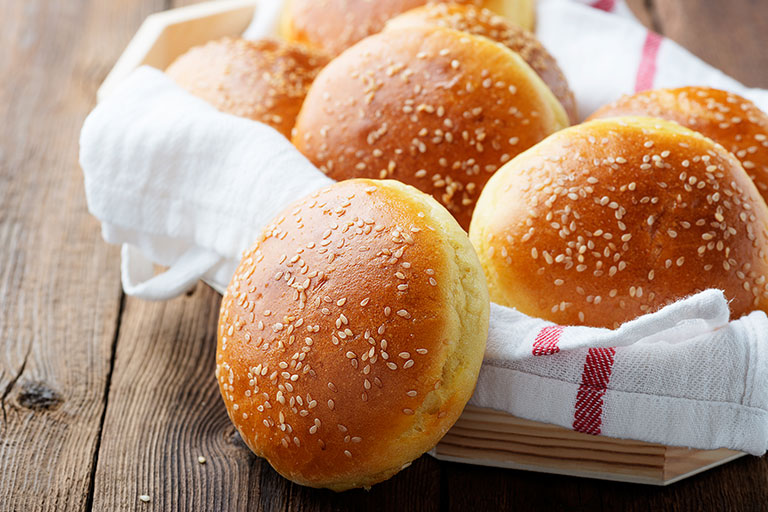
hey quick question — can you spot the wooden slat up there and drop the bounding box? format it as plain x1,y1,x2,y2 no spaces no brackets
625,0,768,87
438,406,745,482
442,425,666,456
98,0,259,101
89,285,260,511
0,0,162,510
437,434,664,473
456,407,670,450
663,447,745,483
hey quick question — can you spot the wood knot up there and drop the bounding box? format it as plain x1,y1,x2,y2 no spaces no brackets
16,381,63,411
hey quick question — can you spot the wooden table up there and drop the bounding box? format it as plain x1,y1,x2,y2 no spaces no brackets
2,0,767,510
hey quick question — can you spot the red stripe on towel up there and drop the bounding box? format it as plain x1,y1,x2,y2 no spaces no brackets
635,31,663,92
590,0,616,12
532,325,564,356
573,347,617,435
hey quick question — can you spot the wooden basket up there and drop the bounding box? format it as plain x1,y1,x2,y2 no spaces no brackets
434,406,742,485
99,0,745,485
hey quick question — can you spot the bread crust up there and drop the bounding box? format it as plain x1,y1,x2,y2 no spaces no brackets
470,116,768,328
293,26,569,229
386,3,577,123
217,179,489,490
589,87,768,204
166,38,328,138
282,0,535,56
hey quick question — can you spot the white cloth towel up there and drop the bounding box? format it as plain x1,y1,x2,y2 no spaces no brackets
80,0,768,454
80,67,332,298
475,290,768,455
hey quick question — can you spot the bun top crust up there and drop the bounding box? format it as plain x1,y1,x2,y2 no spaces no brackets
470,117,768,328
386,3,577,123
589,87,768,203
165,38,328,138
217,179,489,490
282,0,534,57
292,26,569,229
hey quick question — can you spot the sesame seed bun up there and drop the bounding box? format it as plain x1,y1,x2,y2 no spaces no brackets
385,3,577,124
165,38,328,138
281,0,535,57
469,116,768,328
588,87,768,204
217,179,489,491
292,26,569,230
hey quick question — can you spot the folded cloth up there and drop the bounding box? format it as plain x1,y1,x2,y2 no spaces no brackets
474,290,768,455
80,67,332,299
80,0,768,454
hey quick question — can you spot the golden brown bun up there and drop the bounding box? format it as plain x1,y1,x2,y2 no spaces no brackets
281,0,535,56
589,87,768,203
292,26,569,230
386,3,577,124
165,38,328,138
217,179,489,491
470,117,768,328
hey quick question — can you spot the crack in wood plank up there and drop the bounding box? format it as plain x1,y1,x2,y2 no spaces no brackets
84,293,126,512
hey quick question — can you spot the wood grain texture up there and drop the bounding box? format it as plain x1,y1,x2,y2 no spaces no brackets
626,0,768,86
434,407,742,485
89,284,254,511
0,0,152,510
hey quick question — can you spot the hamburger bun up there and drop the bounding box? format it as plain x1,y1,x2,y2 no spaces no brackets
386,3,577,123
469,116,768,328
165,38,328,138
292,26,569,229
217,179,489,490
281,0,536,56
589,87,768,202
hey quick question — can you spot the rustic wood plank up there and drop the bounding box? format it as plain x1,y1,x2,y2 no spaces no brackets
626,0,768,86
89,285,258,511
444,456,768,512
0,0,165,510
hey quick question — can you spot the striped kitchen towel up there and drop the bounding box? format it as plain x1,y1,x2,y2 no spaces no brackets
471,289,768,455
